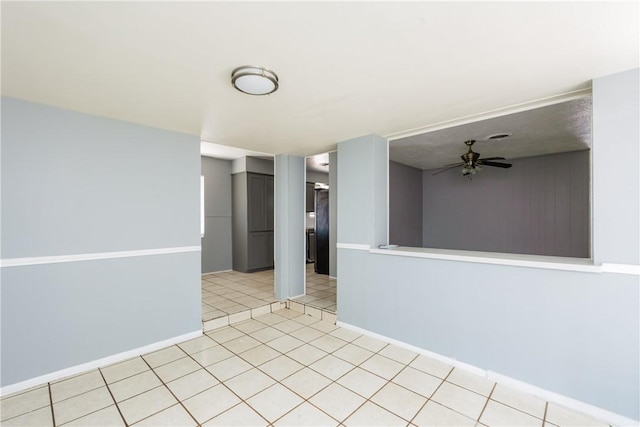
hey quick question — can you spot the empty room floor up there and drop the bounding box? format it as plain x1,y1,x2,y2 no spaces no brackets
202,266,336,324
1,309,609,427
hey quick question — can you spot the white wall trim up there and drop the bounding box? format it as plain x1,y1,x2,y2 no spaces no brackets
336,321,638,427
336,243,371,251
601,263,640,276
0,329,202,398
369,247,603,273
202,269,232,276
0,246,202,268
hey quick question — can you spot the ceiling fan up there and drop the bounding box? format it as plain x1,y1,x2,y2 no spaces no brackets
433,139,512,179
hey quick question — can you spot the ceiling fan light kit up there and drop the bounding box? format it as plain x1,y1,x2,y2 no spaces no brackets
231,66,279,96
433,139,512,179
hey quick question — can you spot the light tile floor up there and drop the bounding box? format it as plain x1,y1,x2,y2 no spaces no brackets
1,309,610,427
202,265,337,323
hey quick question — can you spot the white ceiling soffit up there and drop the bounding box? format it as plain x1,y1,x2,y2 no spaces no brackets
389,98,592,171
200,141,273,161
1,2,638,156
306,153,330,174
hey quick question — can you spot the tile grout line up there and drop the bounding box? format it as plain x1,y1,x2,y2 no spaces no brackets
139,352,202,427
47,382,57,427
175,342,271,426
543,401,549,426
476,382,497,423
408,366,455,425
98,368,129,427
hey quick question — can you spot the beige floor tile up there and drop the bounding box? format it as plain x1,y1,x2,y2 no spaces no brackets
409,354,453,379
378,344,418,365
309,354,355,381
309,334,348,353
545,403,609,426
63,405,124,426
490,384,547,419
290,326,325,342
286,344,329,366
359,354,405,380
191,345,233,367
246,383,305,423
182,384,241,424
101,357,149,384
202,402,268,426
233,319,268,335
337,367,387,399
166,369,219,401
251,326,286,343
272,320,305,334
447,368,495,396
238,344,281,366
133,404,196,426
480,400,543,426
53,386,113,425
224,368,276,400
292,314,321,326
431,382,488,420
281,368,332,399
257,355,305,381
370,382,427,422
274,402,339,426
412,400,477,426
178,335,217,355
309,383,365,421
1,406,53,427
343,401,406,427
266,335,305,353
1,386,51,421
205,355,253,381
254,312,288,326
143,346,185,369
206,326,245,344
329,328,362,342
222,335,262,354
117,386,177,425
333,343,375,365
50,370,105,403
392,366,442,398
309,321,338,333
352,335,387,353
108,371,162,402
153,357,201,383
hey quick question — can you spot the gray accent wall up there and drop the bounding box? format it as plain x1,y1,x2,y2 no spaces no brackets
389,161,423,247
336,69,639,420
1,97,201,387
201,156,233,274
421,150,590,258
306,170,329,184
274,154,305,300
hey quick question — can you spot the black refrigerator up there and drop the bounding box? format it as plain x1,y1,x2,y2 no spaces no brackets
314,188,329,275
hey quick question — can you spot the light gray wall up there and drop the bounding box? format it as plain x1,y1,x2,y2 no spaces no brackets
201,156,233,273
1,97,201,387
336,134,388,248
329,152,338,278
592,68,640,265
274,155,305,300
421,150,590,258
306,170,329,184
336,69,639,420
389,161,423,247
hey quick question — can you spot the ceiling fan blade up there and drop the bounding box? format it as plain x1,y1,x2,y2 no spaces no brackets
479,160,512,168
480,157,505,161
444,161,465,167
432,163,463,175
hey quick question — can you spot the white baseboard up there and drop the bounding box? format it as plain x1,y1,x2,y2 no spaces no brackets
336,321,639,427
0,329,202,398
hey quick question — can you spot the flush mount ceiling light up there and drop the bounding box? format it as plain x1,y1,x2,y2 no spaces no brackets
231,66,279,96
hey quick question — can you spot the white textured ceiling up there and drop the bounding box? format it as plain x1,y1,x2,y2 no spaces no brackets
2,2,638,156
390,98,592,171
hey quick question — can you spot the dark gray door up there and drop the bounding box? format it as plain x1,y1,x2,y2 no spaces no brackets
248,174,266,232
315,189,329,275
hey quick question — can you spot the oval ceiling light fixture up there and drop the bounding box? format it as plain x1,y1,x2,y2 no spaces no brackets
231,66,279,96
